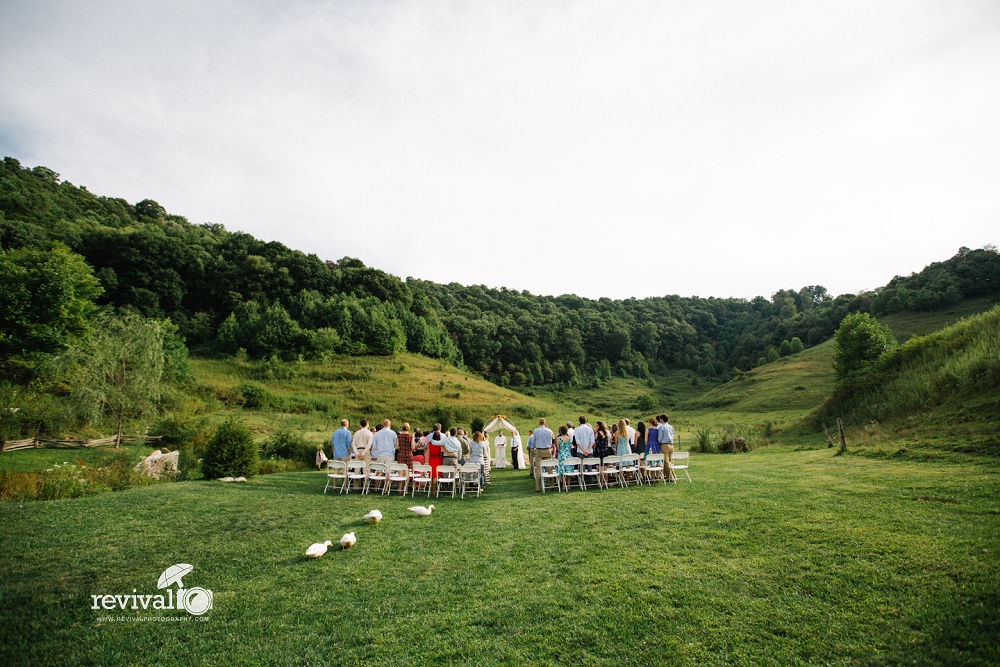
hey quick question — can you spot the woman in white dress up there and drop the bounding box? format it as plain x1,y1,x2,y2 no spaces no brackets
493,430,508,469
511,430,525,470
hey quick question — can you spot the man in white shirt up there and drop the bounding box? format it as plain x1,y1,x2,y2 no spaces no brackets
529,419,554,492
493,431,508,468
566,423,575,441
351,419,374,488
371,419,397,463
573,416,595,458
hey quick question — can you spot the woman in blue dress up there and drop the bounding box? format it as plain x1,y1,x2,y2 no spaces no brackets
615,419,631,457
644,417,661,455
556,425,573,474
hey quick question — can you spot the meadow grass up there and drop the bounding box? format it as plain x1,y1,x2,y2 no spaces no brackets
878,296,1000,343
1,446,997,666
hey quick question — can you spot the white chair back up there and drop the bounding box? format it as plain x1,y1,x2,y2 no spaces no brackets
323,460,347,494
410,464,433,498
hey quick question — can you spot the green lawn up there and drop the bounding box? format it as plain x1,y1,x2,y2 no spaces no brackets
2,446,997,666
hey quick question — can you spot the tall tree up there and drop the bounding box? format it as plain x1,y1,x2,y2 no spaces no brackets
71,312,165,446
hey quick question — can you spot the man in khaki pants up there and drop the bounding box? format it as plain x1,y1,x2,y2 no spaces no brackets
529,418,554,492
351,419,373,489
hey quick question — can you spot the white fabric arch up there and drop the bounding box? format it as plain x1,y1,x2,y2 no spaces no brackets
482,415,518,434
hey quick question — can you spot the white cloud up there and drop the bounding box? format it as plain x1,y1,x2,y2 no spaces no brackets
1,0,998,299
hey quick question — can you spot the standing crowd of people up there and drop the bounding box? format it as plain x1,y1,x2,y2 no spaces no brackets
326,414,676,492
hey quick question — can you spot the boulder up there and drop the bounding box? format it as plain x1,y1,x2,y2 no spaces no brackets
134,450,180,478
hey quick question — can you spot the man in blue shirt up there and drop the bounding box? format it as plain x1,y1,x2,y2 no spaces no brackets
330,419,354,464
657,414,675,447
371,419,398,464
529,419,553,492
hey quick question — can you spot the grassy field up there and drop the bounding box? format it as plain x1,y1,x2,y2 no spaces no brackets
878,296,1000,343
2,447,997,666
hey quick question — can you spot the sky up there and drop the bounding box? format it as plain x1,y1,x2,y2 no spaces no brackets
1,0,998,301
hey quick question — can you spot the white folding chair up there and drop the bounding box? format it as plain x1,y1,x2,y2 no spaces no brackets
671,451,691,483
385,463,409,496
459,463,483,498
436,465,457,498
540,459,562,493
323,460,347,493
620,454,643,487
364,463,388,495
342,460,367,494
561,457,584,491
410,464,433,497
644,454,667,484
601,456,622,488
581,457,602,490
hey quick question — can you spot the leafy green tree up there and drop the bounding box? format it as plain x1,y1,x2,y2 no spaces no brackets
833,313,897,379
778,340,793,357
71,312,165,446
0,244,102,362
202,418,258,479
789,337,804,354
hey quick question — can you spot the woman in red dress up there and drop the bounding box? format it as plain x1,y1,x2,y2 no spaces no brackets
396,422,414,468
426,424,444,479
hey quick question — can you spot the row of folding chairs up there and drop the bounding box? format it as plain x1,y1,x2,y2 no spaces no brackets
539,453,691,492
323,460,485,499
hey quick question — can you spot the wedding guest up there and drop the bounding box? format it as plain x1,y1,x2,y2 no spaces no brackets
616,419,631,457
396,423,414,468
526,429,535,476
412,428,426,465
494,430,508,469
594,421,611,461
635,421,647,455
352,419,373,462
645,418,661,455
427,424,444,478
529,419,554,492
330,419,353,465
469,431,487,486
657,414,675,450
574,416,595,459
351,419,373,488
442,428,462,470
556,425,572,475
371,419,397,464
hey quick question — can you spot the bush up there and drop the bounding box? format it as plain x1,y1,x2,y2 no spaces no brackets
636,394,657,412
202,418,258,479
833,313,897,379
0,452,158,502
149,416,211,480
237,382,283,411
695,426,715,453
261,429,317,467
259,458,306,475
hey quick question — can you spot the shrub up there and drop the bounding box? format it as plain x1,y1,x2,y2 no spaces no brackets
259,458,306,475
202,418,258,479
261,429,317,467
0,452,158,502
790,337,804,354
237,383,283,411
149,416,211,480
833,313,897,379
695,426,715,453
636,394,657,412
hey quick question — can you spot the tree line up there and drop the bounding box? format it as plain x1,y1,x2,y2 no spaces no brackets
3,156,999,393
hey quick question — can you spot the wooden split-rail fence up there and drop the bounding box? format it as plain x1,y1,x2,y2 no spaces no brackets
0,435,161,453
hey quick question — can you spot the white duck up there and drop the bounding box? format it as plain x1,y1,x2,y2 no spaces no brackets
407,505,435,517
340,532,357,550
305,540,333,559
363,510,383,525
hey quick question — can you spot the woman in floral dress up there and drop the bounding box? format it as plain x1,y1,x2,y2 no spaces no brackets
556,425,573,474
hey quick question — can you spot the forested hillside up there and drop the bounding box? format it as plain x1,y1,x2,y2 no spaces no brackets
3,157,999,389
